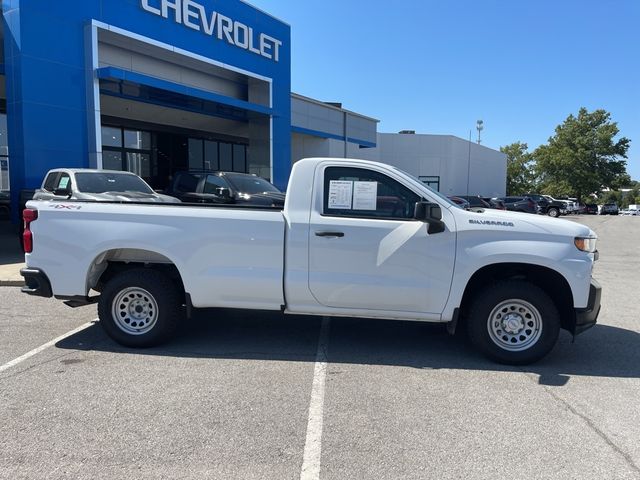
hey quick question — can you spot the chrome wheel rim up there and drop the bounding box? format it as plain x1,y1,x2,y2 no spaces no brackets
111,287,159,335
487,299,543,352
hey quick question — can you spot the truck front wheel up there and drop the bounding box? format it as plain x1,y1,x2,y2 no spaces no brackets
467,281,560,365
98,268,183,348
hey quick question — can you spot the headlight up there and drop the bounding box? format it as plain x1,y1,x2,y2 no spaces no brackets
574,236,597,253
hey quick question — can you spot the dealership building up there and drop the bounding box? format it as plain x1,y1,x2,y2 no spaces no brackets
0,0,505,222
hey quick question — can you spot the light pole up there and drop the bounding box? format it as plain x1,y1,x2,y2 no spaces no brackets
476,120,484,144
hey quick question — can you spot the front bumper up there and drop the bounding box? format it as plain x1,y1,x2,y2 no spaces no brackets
573,278,601,335
20,268,53,298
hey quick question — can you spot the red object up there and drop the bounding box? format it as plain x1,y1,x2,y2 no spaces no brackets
23,208,38,253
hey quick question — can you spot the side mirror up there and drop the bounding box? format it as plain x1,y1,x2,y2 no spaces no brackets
414,201,446,234
53,186,71,197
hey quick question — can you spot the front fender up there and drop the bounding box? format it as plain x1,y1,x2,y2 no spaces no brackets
442,238,594,321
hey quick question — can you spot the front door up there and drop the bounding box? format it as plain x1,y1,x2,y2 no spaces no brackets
308,166,456,315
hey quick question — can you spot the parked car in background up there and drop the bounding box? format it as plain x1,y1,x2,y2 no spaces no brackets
628,204,640,215
542,195,574,214
482,197,507,210
600,203,619,215
584,204,598,215
556,196,580,214
447,196,471,210
33,169,181,204
496,196,539,214
526,194,565,217
166,171,285,207
453,195,491,212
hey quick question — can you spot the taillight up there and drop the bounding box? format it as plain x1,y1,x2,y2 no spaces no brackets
23,209,38,253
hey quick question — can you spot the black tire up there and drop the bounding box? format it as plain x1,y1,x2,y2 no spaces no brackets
467,280,560,365
98,268,183,348
547,207,559,218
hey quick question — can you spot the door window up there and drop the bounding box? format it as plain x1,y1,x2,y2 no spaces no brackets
203,175,228,194
323,167,421,220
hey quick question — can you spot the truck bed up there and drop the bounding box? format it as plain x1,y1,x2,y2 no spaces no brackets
26,200,286,310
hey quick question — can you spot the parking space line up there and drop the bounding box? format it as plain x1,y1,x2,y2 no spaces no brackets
0,321,94,374
300,316,331,480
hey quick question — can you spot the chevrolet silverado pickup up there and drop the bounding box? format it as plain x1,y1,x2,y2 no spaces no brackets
20,158,601,365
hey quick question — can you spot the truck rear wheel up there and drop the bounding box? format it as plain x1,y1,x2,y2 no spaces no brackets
98,268,183,348
467,280,560,365
547,207,559,218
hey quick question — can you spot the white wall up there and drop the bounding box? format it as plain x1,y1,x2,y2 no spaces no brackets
353,133,506,197
291,132,331,161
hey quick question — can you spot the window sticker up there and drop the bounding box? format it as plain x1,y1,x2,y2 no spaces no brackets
353,181,378,210
328,180,353,209
58,177,70,189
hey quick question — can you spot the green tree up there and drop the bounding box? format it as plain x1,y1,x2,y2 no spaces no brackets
534,108,630,202
501,141,536,195
600,190,623,205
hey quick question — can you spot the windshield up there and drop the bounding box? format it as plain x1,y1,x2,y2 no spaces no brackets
75,172,153,194
224,174,281,194
391,167,461,208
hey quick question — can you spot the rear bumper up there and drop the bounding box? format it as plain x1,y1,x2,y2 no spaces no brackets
20,268,53,298
573,278,602,335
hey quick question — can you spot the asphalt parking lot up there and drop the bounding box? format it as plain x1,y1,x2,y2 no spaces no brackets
1,215,640,479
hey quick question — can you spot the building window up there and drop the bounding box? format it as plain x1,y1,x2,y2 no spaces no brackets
419,176,440,192
187,138,247,173
101,126,152,180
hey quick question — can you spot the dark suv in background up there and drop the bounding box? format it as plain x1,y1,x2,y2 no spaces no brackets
496,196,539,214
525,194,565,217
584,204,598,215
166,171,285,207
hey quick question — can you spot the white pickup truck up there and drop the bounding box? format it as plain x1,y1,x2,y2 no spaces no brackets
20,158,601,365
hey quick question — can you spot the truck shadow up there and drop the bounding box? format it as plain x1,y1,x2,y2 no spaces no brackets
56,309,640,386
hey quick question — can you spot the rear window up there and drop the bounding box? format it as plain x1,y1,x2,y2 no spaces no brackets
173,173,202,193
43,173,59,191
224,174,281,194
75,172,153,194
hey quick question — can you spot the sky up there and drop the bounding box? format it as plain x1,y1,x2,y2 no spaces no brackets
249,0,640,179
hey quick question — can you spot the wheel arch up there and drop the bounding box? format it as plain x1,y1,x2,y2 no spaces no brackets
458,262,575,333
85,248,187,301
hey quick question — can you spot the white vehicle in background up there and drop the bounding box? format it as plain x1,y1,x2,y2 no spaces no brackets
542,195,571,215
20,158,602,365
628,205,640,215
33,169,181,204
562,198,579,214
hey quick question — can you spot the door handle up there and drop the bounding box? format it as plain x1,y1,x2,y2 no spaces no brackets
315,231,345,238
